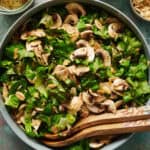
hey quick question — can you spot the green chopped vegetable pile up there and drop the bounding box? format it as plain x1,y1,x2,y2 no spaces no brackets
0,2,150,150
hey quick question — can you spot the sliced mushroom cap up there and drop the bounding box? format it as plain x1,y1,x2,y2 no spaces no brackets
86,104,105,114
52,65,69,81
69,65,90,76
105,17,120,24
69,96,83,114
108,22,123,39
101,99,116,113
64,14,78,25
50,13,62,29
2,83,8,100
62,24,79,41
26,40,43,52
85,24,93,30
81,91,93,106
89,141,105,149
15,91,25,101
80,30,93,40
111,78,129,91
21,29,46,40
52,65,76,82
98,82,112,95
71,46,95,62
31,119,42,131
65,2,86,16
76,39,90,48
95,48,111,67
94,19,103,30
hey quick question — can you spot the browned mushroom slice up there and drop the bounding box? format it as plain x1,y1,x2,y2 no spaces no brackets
80,30,93,40
52,65,76,82
61,24,79,41
89,135,115,149
94,19,103,30
50,13,62,29
52,65,70,81
96,48,111,67
26,40,43,52
87,104,105,114
21,29,46,40
101,99,117,113
81,91,93,105
108,22,123,39
15,91,25,101
98,82,112,95
70,46,95,62
69,96,83,114
111,78,129,92
69,65,90,76
65,2,86,16
76,39,90,48
31,119,41,131
64,14,78,25
2,83,8,100
105,17,120,24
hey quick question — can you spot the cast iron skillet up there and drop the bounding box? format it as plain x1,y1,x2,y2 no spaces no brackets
0,0,150,150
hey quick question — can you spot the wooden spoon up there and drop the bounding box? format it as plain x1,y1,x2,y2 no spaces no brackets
44,106,150,140
42,118,150,147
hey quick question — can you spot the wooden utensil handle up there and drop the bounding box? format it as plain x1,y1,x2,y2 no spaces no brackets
44,106,150,140
42,119,150,147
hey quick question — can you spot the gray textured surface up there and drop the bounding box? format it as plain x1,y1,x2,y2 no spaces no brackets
0,0,150,150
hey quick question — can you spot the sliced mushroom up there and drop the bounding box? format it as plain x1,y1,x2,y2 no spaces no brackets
64,14,78,25
108,22,123,39
111,78,129,92
68,65,90,76
69,96,83,114
51,13,62,29
65,2,86,16
52,65,69,81
70,46,95,62
86,104,105,114
105,17,120,24
81,91,93,106
21,29,46,40
41,53,50,66
89,136,114,149
26,40,43,52
94,19,103,30
2,83,8,100
15,91,25,101
70,87,77,96
85,24,93,30
96,48,111,67
76,39,90,48
61,24,79,41
16,104,26,124
115,100,124,109
80,30,93,40
52,65,76,82
79,105,89,118
32,119,41,131
98,82,112,95
101,99,116,113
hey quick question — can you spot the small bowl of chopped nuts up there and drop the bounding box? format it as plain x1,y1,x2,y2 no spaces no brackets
130,0,150,22
0,0,34,15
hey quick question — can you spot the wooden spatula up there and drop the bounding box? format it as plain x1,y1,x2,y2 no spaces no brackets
42,118,150,147
44,106,150,140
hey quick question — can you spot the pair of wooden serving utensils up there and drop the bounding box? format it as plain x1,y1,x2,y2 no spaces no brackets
41,106,150,147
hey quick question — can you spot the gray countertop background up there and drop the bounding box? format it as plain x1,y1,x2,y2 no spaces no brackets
0,0,150,150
